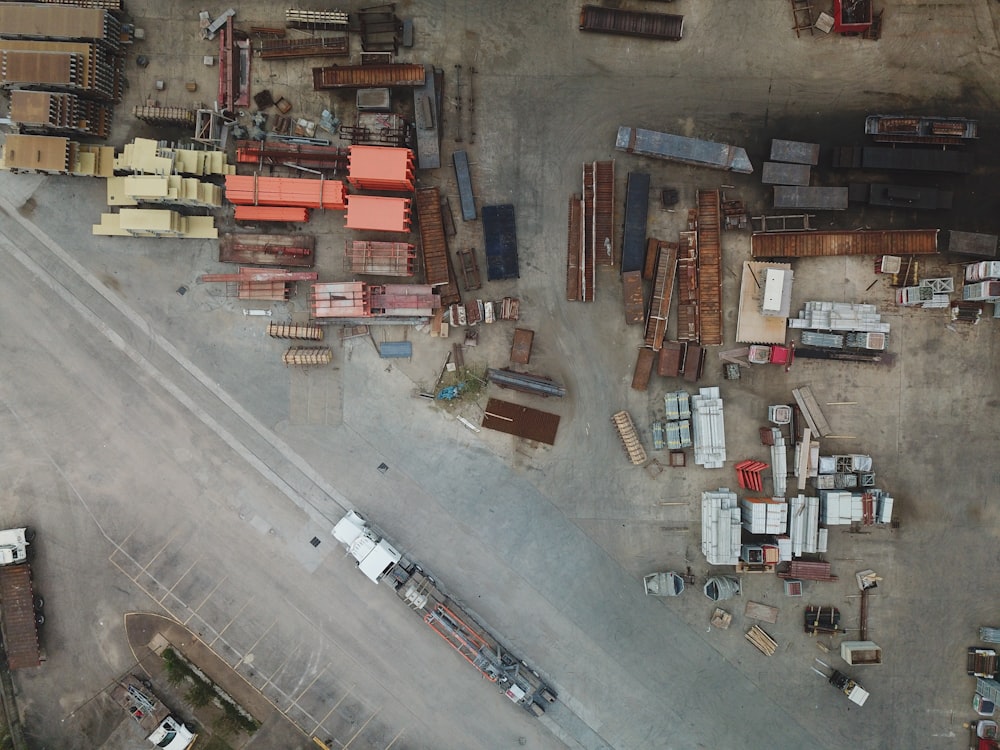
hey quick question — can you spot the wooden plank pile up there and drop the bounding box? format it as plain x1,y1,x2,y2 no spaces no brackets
611,410,647,465
745,625,777,656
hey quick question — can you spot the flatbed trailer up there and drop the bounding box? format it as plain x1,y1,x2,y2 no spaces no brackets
579,5,683,41
0,564,41,669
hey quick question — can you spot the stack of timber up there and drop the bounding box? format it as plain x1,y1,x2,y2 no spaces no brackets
696,190,723,345
644,243,678,349
612,410,647,465
116,138,233,177
10,90,112,137
345,241,416,276
0,40,123,101
312,63,425,89
267,322,323,340
286,9,349,29
257,36,349,59
676,232,699,341
93,209,217,238
219,233,314,266
0,133,112,176
133,105,195,128
0,3,123,47
777,560,837,582
745,625,778,656
106,174,222,209
235,140,348,170
751,229,938,259
282,346,333,366
18,0,124,10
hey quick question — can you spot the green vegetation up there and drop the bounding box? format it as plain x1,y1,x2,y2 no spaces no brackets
195,735,233,750
162,648,193,685
160,649,259,737
434,365,487,406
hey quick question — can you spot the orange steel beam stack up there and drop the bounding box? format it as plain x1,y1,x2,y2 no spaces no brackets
345,240,416,276
696,189,723,346
198,267,316,300
347,145,414,192
225,174,345,209
233,206,309,223
369,284,440,315
310,281,371,318
235,140,348,170
344,194,411,232
593,160,615,265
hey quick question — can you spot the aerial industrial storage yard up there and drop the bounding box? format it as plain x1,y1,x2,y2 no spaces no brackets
0,1,997,749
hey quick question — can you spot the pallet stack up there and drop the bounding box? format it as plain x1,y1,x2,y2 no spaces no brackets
611,410,647,466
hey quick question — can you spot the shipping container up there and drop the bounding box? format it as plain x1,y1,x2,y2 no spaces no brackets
622,270,644,325
579,5,683,41
482,204,519,280
631,347,656,391
622,173,650,275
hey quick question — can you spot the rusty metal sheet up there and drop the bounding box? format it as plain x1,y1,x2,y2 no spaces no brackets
482,398,560,445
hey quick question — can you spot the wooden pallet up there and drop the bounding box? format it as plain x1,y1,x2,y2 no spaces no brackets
746,625,778,656
745,601,779,624
612,410,647,465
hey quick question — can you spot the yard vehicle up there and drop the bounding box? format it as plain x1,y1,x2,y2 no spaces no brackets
814,660,869,706
111,675,197,750
331,511,557,717
0,526,43,669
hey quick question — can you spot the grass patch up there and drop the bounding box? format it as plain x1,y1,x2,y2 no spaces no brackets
434,365,487,406
195,734,234,750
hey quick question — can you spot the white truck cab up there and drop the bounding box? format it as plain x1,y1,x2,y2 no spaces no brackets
147,717,196,750
0,528,30,565
332,511,402,583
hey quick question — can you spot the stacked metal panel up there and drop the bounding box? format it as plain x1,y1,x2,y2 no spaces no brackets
740,497,788,534
819,490,860,525
788,494,820,557
787,301,890,333
771,434,787,497
116,138,233,176
701,489,741,565
691,386,726,468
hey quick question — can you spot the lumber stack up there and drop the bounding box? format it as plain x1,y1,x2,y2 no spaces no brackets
745,625,777,656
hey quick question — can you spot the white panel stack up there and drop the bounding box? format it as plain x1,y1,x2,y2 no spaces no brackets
787,301,890,333
702,489,742,565
776,536,793,561
771,435,787,497
692,387,727,469
740,497,788,534
789,494,820,557
878,494,894,524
